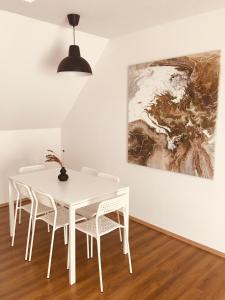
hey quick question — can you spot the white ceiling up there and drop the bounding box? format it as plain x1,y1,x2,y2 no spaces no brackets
1,0,225,38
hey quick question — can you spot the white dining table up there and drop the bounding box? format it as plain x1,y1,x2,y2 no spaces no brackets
8,168,129,285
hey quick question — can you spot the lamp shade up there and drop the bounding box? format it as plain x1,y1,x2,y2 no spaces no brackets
57,45,92,75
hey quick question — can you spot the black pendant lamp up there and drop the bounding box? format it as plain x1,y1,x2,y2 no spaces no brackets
57,14,92,76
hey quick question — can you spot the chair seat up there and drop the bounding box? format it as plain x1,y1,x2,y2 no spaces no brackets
21,203,53,215
76,216,122,237
38,207,85,229
76,203,99,219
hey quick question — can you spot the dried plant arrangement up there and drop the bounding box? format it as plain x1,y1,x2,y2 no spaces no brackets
45,149,68,181
45,150,63,167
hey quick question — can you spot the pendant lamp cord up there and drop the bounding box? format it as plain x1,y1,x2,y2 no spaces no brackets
73,26,75,45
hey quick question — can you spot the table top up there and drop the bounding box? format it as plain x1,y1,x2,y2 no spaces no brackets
9,168,128,207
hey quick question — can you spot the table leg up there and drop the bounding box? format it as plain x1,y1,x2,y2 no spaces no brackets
8,179,14,237
123,189,129,254
69,205,76,285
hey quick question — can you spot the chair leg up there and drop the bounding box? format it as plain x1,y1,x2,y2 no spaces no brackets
67,228,70,269
25,214,33,260
86,234,90,259
67,242,70,270
91,236,93,258
117,211,122,242
46,213,50,232
66,225,68,244
11,200,19,246
97,237,103,292
63,226,65,244
64,225,68,245
28,218,37,261
124,227,132,274
47,227,56,278
19,199,22,224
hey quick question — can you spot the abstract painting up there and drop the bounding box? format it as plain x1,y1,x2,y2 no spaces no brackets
128,50,220,179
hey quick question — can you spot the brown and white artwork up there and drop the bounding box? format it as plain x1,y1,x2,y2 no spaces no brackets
128,50,220,179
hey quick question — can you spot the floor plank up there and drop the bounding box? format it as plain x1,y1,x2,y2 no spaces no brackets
1,207,225,299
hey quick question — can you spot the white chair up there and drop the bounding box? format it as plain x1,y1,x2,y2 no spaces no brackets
75,194,132,292
11,181,53,261
77,167,98,224
77,171,123,258
19,164,46,174
80,166,98,176
77,172,121,223
76,166,98,219
98,172,122,242
98,172,120,183
29,189,86,278
17,164,46,224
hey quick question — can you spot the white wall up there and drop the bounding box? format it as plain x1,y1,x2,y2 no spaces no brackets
0,128,60,204
62,9,225,253
0,10,108,130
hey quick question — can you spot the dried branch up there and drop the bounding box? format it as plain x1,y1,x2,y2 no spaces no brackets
45,150,63,167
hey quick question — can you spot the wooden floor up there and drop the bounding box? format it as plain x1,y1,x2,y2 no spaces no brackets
1,207,225,300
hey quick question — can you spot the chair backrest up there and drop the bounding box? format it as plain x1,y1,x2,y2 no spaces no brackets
96,193,127,217
81,166,98,176
19,164,46,174
98,172,120,183
14,181,33,200
32,189,57,211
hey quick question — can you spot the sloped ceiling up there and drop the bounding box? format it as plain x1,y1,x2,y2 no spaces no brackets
0,10,108,130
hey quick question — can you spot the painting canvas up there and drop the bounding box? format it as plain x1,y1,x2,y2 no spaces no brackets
128,50,220,179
